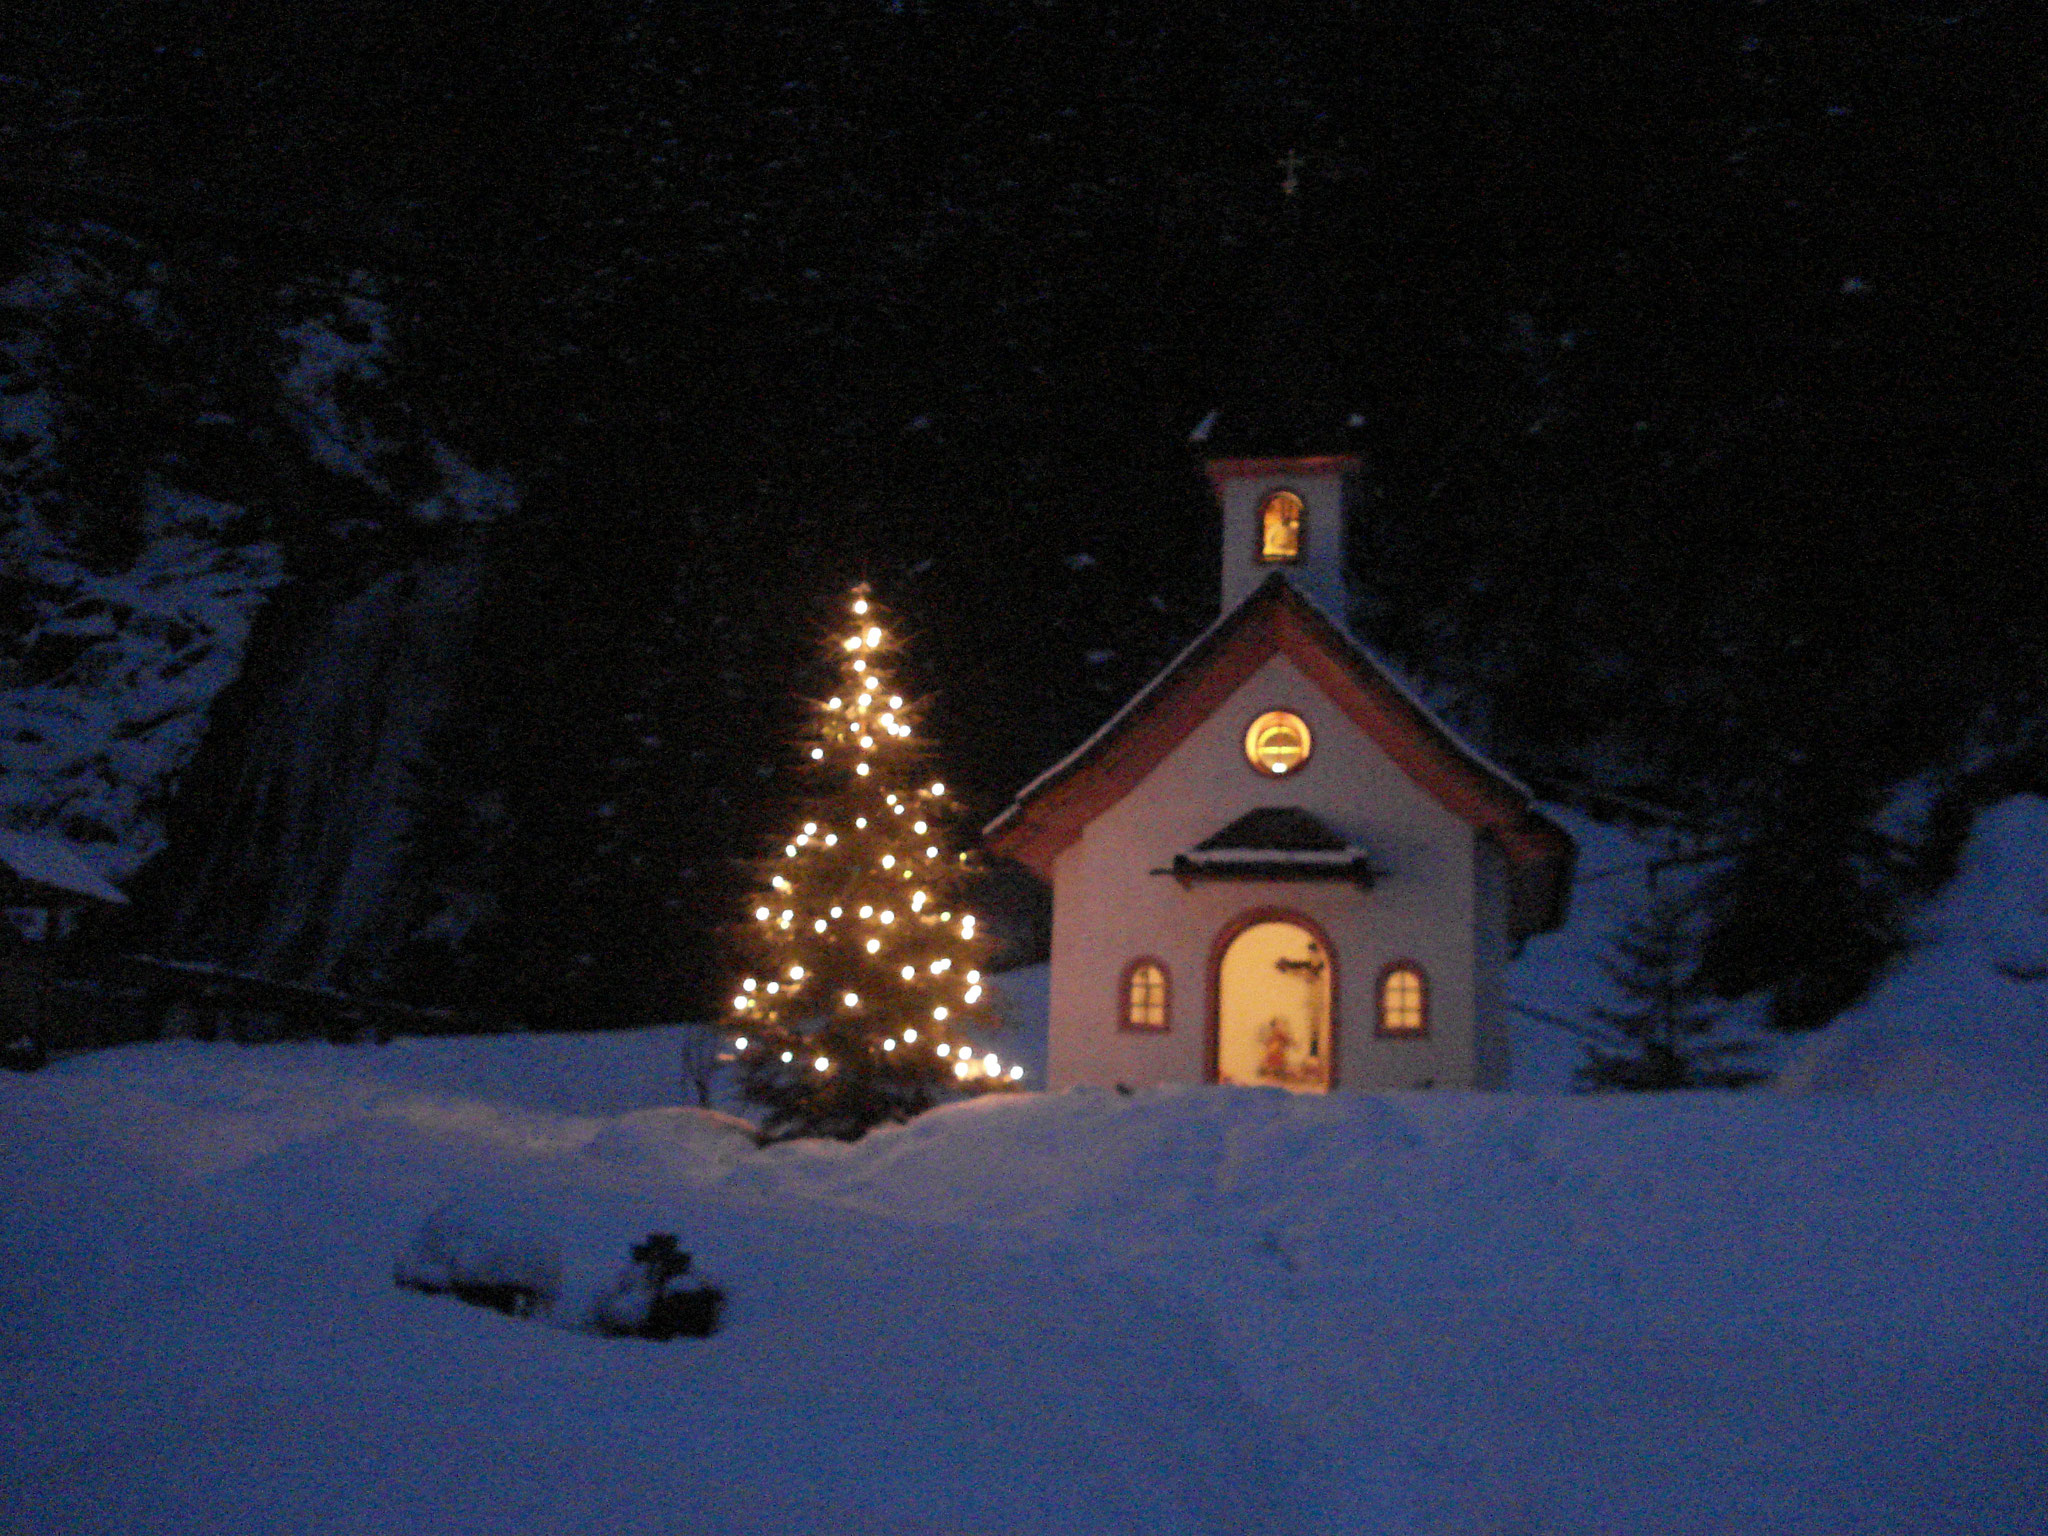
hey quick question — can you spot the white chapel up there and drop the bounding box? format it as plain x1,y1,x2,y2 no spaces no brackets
983,454,1575,1092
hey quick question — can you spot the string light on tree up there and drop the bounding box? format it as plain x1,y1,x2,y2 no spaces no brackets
726,584,1013,1142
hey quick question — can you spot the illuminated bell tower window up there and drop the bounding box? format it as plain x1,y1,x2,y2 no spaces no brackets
1258,489,1304,563
1244,710,1312,776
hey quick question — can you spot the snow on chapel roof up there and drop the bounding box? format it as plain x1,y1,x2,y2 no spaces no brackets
983,573,1574,939
0,829,128,904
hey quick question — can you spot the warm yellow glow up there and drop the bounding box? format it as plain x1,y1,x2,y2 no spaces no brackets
855,817,868,829
802,822,817,835
781,1050,794,1062
886,793,899,804
743,978,758,991
855,763,870,776
1245,710,1312,775
933,1006,949,1020
960,916,975,936
829,905,843,918
953,1061,970,1079
735,1036,749,1049
966,970,980,983
853,598,869,615
843,636,861,651
1259,489,1304,562
965,985,982,1003
913,820,927,833
860,736,874,749
879,713,895,729
859,904,874,918
883,1038,897,1051
900,965,915,980
843,991,859,1007
1381,967,1426,1032
865,626,882,646
866,938,881,953
732,995,746,1009
814,919,827,932
784,844,797,856
754,906,771,921
814,1055,831,1072
823,834,837,846
937,1043,951,1057
931,958,950,973
828,697,843,710
911,892,927,910
881,855,896,869
772,876,790,892
983,1053,998,1073
903,1028,918,1042
926,846,939,858
765,981,779,994
1007,1064,1023,1081
930,782,945,796
852,659,867,672
789,965,805,979
1126,962,1167,1028
879,910,895,925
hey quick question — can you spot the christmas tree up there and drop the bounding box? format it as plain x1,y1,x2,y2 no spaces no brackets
727,585,1012,1141
1576,889,1768,1092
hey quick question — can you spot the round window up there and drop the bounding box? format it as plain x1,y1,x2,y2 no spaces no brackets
1244,710,1313,776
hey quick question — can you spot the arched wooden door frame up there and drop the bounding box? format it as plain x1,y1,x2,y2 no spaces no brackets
1205,905,1341,1089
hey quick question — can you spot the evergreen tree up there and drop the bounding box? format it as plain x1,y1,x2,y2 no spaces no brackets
1576,889,1767,1092
728,586,1010,1142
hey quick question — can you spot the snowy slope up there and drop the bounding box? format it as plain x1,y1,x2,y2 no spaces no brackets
0,234,511,885
3,1035,2041,1535
1780,794,2048,1092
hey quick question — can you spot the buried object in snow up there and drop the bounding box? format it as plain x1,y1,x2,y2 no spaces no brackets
590,1232,725,1340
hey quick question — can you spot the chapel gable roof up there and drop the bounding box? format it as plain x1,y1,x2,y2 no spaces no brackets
982,574,1574,939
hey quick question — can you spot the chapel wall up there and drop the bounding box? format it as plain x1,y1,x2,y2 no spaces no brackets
1045,651,1482,1092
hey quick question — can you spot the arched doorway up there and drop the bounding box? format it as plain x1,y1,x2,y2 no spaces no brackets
1212,913,1335,1092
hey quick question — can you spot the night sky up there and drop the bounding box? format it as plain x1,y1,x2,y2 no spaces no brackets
6,1,2042,1023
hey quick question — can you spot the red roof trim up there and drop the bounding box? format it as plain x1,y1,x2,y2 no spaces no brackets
984,576,1574,937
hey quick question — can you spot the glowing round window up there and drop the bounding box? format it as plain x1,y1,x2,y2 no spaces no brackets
1244,710,1313,776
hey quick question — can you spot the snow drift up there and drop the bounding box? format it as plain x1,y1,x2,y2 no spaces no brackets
3,1033,2041,1535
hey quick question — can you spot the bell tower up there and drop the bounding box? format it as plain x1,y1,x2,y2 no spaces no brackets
1206,454,1360,626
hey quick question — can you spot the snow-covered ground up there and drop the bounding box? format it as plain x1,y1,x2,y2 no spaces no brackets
4,1030,2042,1535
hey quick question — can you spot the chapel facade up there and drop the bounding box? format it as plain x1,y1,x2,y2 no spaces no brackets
982,455,1574,1093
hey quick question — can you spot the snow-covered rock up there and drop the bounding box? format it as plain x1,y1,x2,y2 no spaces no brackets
393,1196,564,1312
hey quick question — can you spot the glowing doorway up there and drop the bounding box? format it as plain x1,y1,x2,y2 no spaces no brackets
1215,918,1333,1092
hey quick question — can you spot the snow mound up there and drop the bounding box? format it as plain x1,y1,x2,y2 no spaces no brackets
6,1032,2044,1535
1780,793,2048,1092
393,1196,564,1311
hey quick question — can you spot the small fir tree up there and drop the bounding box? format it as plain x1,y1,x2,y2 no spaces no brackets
1576,889,1767,1091
727,586,1008,1141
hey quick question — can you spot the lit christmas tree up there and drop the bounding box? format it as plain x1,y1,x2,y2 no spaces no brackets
727,585,1014,1141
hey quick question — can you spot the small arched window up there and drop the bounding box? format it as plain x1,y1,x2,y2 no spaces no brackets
1377,963,1428,1036
1121,959,1170,1031
1258,490,1304,563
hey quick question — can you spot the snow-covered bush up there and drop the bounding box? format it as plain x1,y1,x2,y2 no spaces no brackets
588,1233,724,1341
393,1199,563,1318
